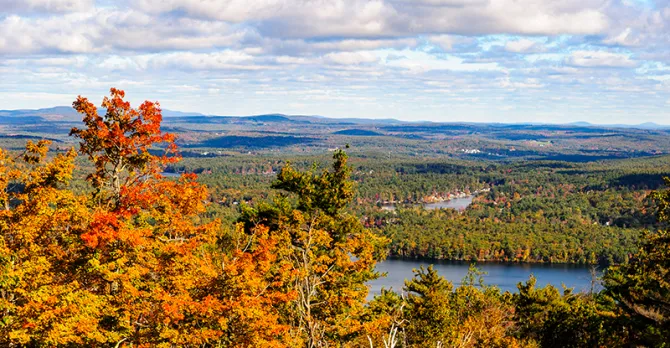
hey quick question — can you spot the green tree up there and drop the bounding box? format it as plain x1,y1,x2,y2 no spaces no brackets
604,176,670,347
514,276,620,348
403,265,455,347
401,265,534,348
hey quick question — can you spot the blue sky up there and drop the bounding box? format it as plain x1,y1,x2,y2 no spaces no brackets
1,0,670,124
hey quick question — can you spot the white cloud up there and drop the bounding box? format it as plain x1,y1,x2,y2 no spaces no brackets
429,35,456,51
566,50,637,68
381,50,500,73
311,39,417,52
147,51,265,71
131,0,612,38
0,0,92,14
505,39,545,53
0,9,247,54
603,28,641,46
132,0,285,22
0,14,98,54
324,51,379,65
500,77,544,89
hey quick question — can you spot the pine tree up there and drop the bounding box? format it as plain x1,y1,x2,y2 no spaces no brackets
604,177,670,346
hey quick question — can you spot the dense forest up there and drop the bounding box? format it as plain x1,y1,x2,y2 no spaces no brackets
0,89,669,347
164,149,669,265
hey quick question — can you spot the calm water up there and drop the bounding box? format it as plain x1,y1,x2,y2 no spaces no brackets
382,195,474,211
423,196,474,211
368,259,600,298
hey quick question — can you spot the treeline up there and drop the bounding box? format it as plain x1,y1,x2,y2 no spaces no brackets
170,150,670,206
370,208,639,264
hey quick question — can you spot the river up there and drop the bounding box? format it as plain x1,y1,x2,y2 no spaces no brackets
368,259,601,298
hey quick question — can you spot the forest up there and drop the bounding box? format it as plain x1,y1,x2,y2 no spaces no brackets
0,89,669,347
165,150,668,266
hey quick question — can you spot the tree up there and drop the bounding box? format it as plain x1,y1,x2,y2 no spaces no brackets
604,177,670,346
0,88,292,346
514,276,620,348
240,149,388,347
70,87,178,203
403,265,455,347
0,140,108,345
401,265,533,348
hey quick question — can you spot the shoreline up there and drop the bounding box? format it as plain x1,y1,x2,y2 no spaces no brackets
381,255,609,267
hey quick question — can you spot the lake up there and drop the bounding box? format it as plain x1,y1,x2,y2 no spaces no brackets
381,195,474,211
423,195,474,211
368,259,601,298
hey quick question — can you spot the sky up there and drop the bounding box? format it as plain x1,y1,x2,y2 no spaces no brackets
1,0,670,124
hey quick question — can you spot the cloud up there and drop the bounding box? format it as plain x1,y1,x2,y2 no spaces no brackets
382,50,501,73
0,0,92,14
1,0,669,124
0,9,250,55
0,14,99,54
131,0,285,22
131,0,613,38
429,35,457,51
505,39,546,53
147,51,262,71
324,51,379,65
392,0,610,36
500,77,544,89
603,28,641,46
566,50,637,68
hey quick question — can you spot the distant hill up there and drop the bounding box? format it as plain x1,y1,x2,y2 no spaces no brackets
167,114,307,125
245,114,293,123
292,115,404,125
0,106,204,122
333,129,382,136
568,121,670,130
0,107,668,130
0,106,81,121
162,110,205,117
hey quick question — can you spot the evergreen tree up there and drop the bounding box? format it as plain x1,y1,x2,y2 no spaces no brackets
605,177,670,347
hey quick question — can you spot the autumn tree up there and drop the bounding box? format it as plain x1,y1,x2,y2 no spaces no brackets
0,88,292,347
70,87,178,203
240,149,388,347
362,289,407,348
0,140,98,345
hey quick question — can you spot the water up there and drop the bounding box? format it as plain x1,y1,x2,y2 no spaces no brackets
381,195,474,211
423,196,473,211
368,259,600,298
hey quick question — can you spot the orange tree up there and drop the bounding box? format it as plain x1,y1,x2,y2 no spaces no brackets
0,140,93,345
0,88,292,346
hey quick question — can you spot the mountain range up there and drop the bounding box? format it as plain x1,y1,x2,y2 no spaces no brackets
0,107,667,130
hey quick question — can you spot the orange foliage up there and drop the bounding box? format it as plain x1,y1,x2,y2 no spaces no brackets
0,88,292,346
